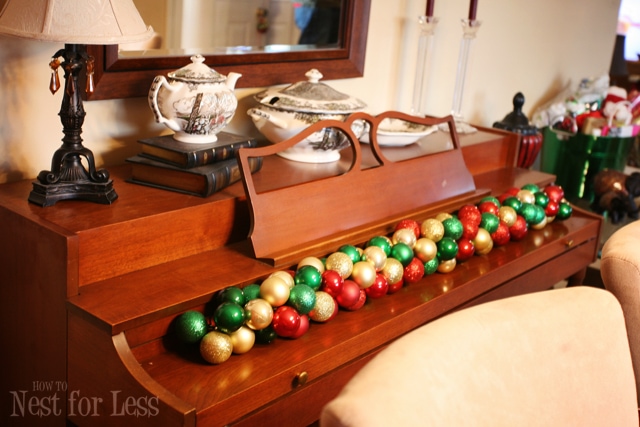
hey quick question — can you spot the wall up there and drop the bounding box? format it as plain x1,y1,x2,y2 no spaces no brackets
0,0,621,184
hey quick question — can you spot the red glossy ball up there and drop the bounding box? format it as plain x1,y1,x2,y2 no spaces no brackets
272,306,301,338
456,238,475,262
365,274,389,299
289,314,310,339
457,204,482,226
320,270,344,298
345,289,367,311
335,279,361,308
544,185,565,203
497,192,512,205
491,222,511,246
403,258,425,284
478,201,500,216
545,200,559,217
395,219,421,239
506,187,520,196
509,215,529,241
387,277,404,294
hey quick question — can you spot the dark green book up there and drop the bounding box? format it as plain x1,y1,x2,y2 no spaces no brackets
126,154,262,197
138,132,257,168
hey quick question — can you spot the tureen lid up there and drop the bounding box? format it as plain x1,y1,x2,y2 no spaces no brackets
253,69,367,114
168,55,226,83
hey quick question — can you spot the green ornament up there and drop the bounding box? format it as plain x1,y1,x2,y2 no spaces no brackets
213,302,245,334
442,217,463,240
287,284,317,314
254,325,277,344
294,265,322,290
480,196,501,208
521,183,540,193
519,203,538,224
557,202,573,220
437,237,458,261
217,286,245,306
368,236,392,256
531,205,546,225
174,310,208,344
339,244,361,263
534,191,549,208
424,257,439,275
390,242,414,266
480,212,500,234
242,284,261,301
502,196,522,213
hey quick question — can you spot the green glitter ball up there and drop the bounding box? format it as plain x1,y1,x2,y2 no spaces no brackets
557,202,573,220
254,325,277,344
242,284,261,301
217,286,245,306
287,284,317,315
390,242,414,266
480,196,501,208
502,196,522,213
442,217,463,241
424,257,439,275
339,244,361,263
521,183,540,194
534,191,550,208
295,265,323,290
213,302,245,334
367,236,392,256
519,203,538,224
480,212,500,234
174,310,208,344
437,237,458,261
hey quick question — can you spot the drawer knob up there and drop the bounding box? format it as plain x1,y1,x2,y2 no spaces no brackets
565,239,574,248
294,371,309,387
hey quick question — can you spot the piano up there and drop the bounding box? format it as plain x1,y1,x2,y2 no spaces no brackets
0,112,602,426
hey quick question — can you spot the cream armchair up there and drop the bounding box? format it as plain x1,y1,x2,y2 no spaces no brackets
320,287,638,427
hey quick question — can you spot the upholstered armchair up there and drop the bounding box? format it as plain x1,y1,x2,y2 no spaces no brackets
320,287,638,427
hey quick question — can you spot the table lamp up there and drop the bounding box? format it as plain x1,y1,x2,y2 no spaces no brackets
0,0,153,206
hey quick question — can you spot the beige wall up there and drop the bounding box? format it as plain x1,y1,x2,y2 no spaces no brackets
0,0,621,184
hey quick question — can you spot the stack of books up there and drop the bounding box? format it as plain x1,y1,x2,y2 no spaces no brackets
127,132,262,197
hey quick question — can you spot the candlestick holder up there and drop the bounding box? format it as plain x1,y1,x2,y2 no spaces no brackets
446,18,482,134
411,15,439,117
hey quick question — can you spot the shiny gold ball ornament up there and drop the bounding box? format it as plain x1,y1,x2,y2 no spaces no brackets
244,298,274,330
362,245,387,271
298,256,325,274
498,206,518,227
200,331,233,364
420,218,445,242
381,258,404,285
473,228,493,254
435,212,452,222
413,237,438,262
351,261,377,289
516,189,536,205
259,275,291,307
325,252,354,279
310,291,337,322
269,270,295,289
531,215,547,230
437,258,457,273
392,228,417,248
229,326,255,354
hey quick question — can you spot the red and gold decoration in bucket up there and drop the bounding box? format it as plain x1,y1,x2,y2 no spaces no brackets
174,183,572,364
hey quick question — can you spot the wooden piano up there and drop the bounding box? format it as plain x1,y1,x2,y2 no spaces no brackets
0,112,602,426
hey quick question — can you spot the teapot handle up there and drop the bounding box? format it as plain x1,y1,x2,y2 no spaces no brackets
148,76,182,132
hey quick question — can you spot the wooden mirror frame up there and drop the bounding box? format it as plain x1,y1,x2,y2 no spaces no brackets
86,0,370,100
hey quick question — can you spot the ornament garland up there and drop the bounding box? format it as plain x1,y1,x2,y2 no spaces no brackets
173,183,572,364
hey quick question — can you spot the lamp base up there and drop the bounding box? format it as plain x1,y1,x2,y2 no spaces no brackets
29,178,117,207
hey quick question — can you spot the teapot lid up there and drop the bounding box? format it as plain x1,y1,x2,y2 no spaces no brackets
168,55,226,83
493,92,539,135
253,69,367,114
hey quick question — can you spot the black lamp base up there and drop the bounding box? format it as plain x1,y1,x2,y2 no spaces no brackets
29,178,117,207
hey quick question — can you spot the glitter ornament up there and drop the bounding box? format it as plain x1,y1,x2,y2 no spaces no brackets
390,242,414,266
288,284,317,314
295,265,322,290
310,291,337,322
473,228,493,254
344,289,367,311
457,204,482,226
424,257,439,275
254,325,277,344
269,270,295,289
392,228,417,248
516,189,535,204
509,215,528,241
413,237,438,262
437,237,458,260
214,302,245,334
229,326,255,354
491,222,511,246
480,212,500,234
200,331,233,364
272,306,301,337
420,218,445,242
351,261,377,289
456,238,475,262
557,202,572,220
442,217,463,240
336,280,361,308
320,270,344,298
298,256,325,274
460,220,479,240
289,314,310,339
403,258,425,283
362,245,387,271
498,206,518,227
435,212,452,222
478,201,500,216
381,258,404,285
217,286,245,306
438,258,457,273
544,185,565,203
244,298,274,330
339,245,361,263
365,274,389,298
395,219,421,238
367,236,392,256
242,284,261,301
325,252,354,279
260,275,291,307
174,310,208,344
502,196,522,213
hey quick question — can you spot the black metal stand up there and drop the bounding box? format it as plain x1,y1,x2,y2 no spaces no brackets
29,44,117,207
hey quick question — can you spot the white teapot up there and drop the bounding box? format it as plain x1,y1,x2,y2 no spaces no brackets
149,55,241,143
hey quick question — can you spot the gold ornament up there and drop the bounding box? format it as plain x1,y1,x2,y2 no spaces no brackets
260,276,290,307
325,252,354,279
531,216,547,230
229,326,255,354
421,218,444,242
269,270,295,289
351,261,377,289
298,256,325,274
200,331,233,364
516,189,535,204
435,212,452,222
413,237,437,262
362,245,387,271
310,291,337,322
473,228,493,254
437,258,457,273
498,206,518,227
244,298,274,330
381,258,404,285
392,228,417,248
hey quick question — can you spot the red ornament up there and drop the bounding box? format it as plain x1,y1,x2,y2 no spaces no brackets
545,200,559,217
491,222,511,246
461,220,479,240
395,219,421,239
289,314,310,339
457,204,482,226
497,192,512,205
506,187,520,196
456,238,475,261
544,185,565,203
478,201,500,216
387,277,404,294
365,274,389,299
509,215,528,241
335,279,361,308
272,306,301,338
403,258,425,284
345,289,367,311
320,270,344,298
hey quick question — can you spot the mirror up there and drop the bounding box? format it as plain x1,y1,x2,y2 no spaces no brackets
86,0,370,100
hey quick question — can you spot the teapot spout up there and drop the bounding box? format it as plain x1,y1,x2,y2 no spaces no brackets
226,72,242,90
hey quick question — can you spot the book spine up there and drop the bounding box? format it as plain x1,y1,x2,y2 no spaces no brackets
204,156,263,196
186,140,256,168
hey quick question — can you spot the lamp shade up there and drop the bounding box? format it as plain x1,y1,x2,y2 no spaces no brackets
0,0,153,44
